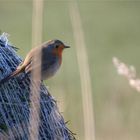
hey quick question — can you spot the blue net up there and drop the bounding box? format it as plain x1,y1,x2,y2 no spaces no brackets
0,33,75,140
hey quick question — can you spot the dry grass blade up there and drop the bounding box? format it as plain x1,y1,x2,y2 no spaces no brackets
69,2,96,140
28,0,43,139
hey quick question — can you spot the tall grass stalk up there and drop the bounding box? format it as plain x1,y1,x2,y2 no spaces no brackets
28,0,43,139
69,2,96,140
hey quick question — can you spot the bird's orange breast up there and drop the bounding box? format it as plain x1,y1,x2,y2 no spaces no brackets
52,45,64,65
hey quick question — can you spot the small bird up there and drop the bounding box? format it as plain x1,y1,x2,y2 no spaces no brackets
0,39,70,84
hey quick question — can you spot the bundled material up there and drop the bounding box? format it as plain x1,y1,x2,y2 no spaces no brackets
0,33,75,140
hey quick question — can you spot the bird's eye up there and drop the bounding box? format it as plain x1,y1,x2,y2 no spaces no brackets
55,45,59,49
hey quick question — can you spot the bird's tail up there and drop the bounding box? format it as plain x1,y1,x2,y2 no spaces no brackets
0,66,25,85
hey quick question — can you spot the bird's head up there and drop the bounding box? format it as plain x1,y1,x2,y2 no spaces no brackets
43,39,70,56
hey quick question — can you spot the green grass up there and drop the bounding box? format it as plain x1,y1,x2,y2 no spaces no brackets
1,0,140,140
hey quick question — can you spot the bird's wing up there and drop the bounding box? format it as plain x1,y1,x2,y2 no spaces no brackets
20,47,40,72
0,47,43,85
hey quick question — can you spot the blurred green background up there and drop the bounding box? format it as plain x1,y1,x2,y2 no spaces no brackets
1,0,140,140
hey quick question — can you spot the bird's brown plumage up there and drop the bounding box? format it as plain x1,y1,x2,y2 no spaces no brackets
0,39,70,85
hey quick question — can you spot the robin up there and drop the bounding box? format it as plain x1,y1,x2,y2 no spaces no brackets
0,39,70,84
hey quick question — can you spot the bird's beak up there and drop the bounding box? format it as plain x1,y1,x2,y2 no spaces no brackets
64,45,70,49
